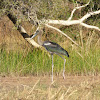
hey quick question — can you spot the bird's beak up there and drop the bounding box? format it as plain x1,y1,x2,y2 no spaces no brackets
31,30,39,39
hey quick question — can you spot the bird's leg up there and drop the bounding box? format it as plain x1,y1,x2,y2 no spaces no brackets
57,54,66,79
51,54,54,82
63,59,66,79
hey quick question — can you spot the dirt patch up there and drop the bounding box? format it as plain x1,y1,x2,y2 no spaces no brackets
0,75,100,100
0,75,100,86
0,16,33,51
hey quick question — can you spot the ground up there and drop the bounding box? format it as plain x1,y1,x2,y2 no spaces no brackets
0,75,100,100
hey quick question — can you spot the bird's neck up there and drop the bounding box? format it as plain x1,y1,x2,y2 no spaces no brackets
38,34,44,45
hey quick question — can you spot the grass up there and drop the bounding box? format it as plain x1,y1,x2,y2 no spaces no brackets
0,0,100,99
0,46,99,76
0,76,100,100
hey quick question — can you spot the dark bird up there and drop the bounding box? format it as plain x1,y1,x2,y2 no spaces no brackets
31,29,69,82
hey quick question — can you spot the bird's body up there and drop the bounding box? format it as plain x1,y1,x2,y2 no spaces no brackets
42,41,69,57
31,29,69,82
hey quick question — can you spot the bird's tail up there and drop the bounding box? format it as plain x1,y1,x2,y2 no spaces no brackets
65,51,69,57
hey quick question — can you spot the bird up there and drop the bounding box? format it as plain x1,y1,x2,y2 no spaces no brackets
31,29,69,82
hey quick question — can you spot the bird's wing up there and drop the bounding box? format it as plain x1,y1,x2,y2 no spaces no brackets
43,41,59,48
43,41,69,57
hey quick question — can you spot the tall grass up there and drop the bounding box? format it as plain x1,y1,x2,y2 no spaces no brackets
0,46,99,76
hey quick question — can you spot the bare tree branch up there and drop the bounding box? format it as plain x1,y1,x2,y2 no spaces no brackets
47,10,100,25
46,20,80,25
45,10,100,32
80,10,100,22
45,24,81,48
80,23,100,31
19,26,41,48
7,12,41,48
68,0,90,21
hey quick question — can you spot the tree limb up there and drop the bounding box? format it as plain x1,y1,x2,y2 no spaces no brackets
45,24,81,48
80,23,100,31
46,10,100,32
18,26,41,48
80,10,100,22
68,0,90,21
7,12,41,48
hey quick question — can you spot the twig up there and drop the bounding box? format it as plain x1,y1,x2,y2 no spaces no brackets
28,79,40,94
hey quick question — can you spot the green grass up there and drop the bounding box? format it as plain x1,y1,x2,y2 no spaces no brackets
0,47,99,76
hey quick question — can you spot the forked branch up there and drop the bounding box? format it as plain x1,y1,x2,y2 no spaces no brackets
46,10,100,31
68,0,90,21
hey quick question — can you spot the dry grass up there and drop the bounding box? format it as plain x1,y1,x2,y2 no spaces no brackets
0,76,100,100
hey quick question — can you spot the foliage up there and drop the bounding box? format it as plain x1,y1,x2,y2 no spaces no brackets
0,0,99,20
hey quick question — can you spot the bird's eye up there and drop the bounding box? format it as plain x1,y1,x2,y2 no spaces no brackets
36,30,39,33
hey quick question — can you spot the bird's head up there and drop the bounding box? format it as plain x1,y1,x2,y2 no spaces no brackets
31,29,42,39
